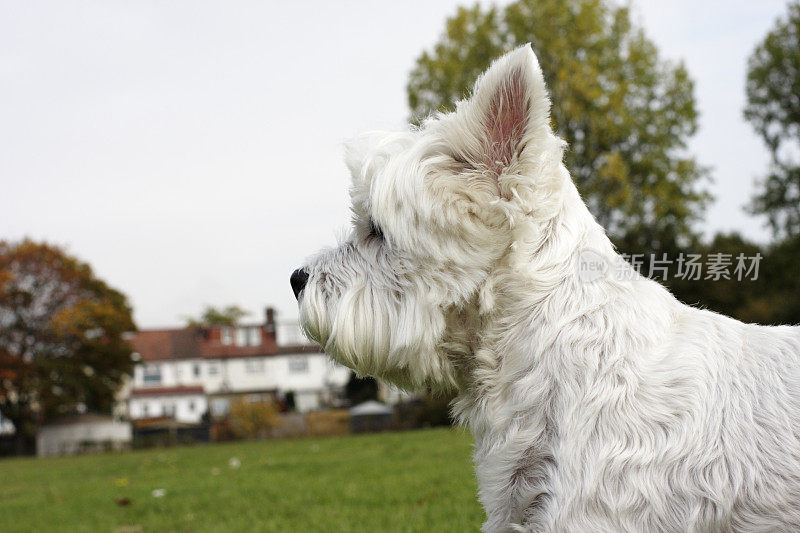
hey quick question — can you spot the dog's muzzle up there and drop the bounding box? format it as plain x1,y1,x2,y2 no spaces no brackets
290,268,309,299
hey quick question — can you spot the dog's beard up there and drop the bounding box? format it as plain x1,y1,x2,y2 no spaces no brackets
298,269,457,391
300,277,405,379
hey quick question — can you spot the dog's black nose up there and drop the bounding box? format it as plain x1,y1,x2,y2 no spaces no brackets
290,268,309,299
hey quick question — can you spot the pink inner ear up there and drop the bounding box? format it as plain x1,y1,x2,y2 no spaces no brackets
484,67,529,176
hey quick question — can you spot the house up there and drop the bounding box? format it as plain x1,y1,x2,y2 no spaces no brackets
128,385,207,423
125,309,350,424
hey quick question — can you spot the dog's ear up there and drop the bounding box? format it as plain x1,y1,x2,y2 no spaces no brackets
439,44,551,181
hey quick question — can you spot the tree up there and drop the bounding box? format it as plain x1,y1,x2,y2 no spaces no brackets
185,305,250,327
744,1,800,239
756,235,800,324
665,233,770,324
407,0,710,252
0,240,135,453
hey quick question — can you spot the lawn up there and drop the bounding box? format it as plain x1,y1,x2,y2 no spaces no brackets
0,427,483,532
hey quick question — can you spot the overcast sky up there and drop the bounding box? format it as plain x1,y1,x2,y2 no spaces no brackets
0,1,790,329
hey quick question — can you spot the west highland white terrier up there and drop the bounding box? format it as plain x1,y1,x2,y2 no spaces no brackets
291,45,800,532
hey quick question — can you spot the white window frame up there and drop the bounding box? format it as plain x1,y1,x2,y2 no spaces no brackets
221,328,233,345
288,357,309,374
143,364,162,384
235,328,247,347
245,358,265,374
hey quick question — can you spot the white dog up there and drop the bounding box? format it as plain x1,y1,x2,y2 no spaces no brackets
291,45,800,532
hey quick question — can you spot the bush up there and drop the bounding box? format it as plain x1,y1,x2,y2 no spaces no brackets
228,399,281,439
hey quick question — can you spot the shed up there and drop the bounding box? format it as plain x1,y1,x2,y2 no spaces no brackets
37,414,131,457
349,400,393,433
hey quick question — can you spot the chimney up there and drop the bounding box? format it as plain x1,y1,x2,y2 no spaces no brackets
265,307,277,345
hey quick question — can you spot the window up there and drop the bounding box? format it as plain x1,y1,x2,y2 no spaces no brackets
143,365,161,384
208,363,220,376
245,358,265,374
192,364,200,377
248,327,262,346
165,402,175,417
189,400,195,412
211,398,230,416
142,404,149,417
221,328,233,345
235,328,247,347
289,357,309,374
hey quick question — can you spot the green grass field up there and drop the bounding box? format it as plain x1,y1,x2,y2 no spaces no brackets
0,428,483,532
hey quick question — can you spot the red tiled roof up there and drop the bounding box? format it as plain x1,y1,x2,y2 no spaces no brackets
130,385,205,397
131,326,283,361
131,329,200,361
276,344,323,355
200,343,277,359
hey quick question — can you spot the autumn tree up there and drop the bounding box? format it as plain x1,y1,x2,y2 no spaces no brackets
0,240,135,453
407,0,710,253
184,305,250,327
745,1,800,239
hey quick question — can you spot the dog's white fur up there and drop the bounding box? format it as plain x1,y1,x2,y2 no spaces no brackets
297,45,800,531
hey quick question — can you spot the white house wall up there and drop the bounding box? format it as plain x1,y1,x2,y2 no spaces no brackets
133,354,348,394
128,393,207,424
128,353,350,419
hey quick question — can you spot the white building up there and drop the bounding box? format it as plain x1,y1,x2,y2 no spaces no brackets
0,412,15,435
126,313,350,424
36,414,131,457
128,385,207,424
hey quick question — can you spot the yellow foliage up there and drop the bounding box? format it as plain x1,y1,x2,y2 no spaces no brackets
228,398,281,439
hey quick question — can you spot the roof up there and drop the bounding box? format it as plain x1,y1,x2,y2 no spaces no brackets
130,321,325,362
131,326,282,362
131,329,199,361
349,400,392,416
132,417,198,429
41,414,117,427
276,344,323,355
130,385,205,398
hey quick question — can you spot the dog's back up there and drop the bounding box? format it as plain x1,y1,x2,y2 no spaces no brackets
686,311,800,530
558,301,800,530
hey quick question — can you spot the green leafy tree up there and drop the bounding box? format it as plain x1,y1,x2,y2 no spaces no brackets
664,232,800,326
757,235,800,324
185,305,250,327
666,233,769,324
0,240,135,453
407,0,710,252
744,1,800,239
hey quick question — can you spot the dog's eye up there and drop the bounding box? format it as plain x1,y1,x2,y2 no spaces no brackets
368,220,384,241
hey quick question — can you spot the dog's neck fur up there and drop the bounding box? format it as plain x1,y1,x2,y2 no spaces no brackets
445,168,679,528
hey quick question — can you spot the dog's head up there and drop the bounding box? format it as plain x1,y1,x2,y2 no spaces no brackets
292,45,567,390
